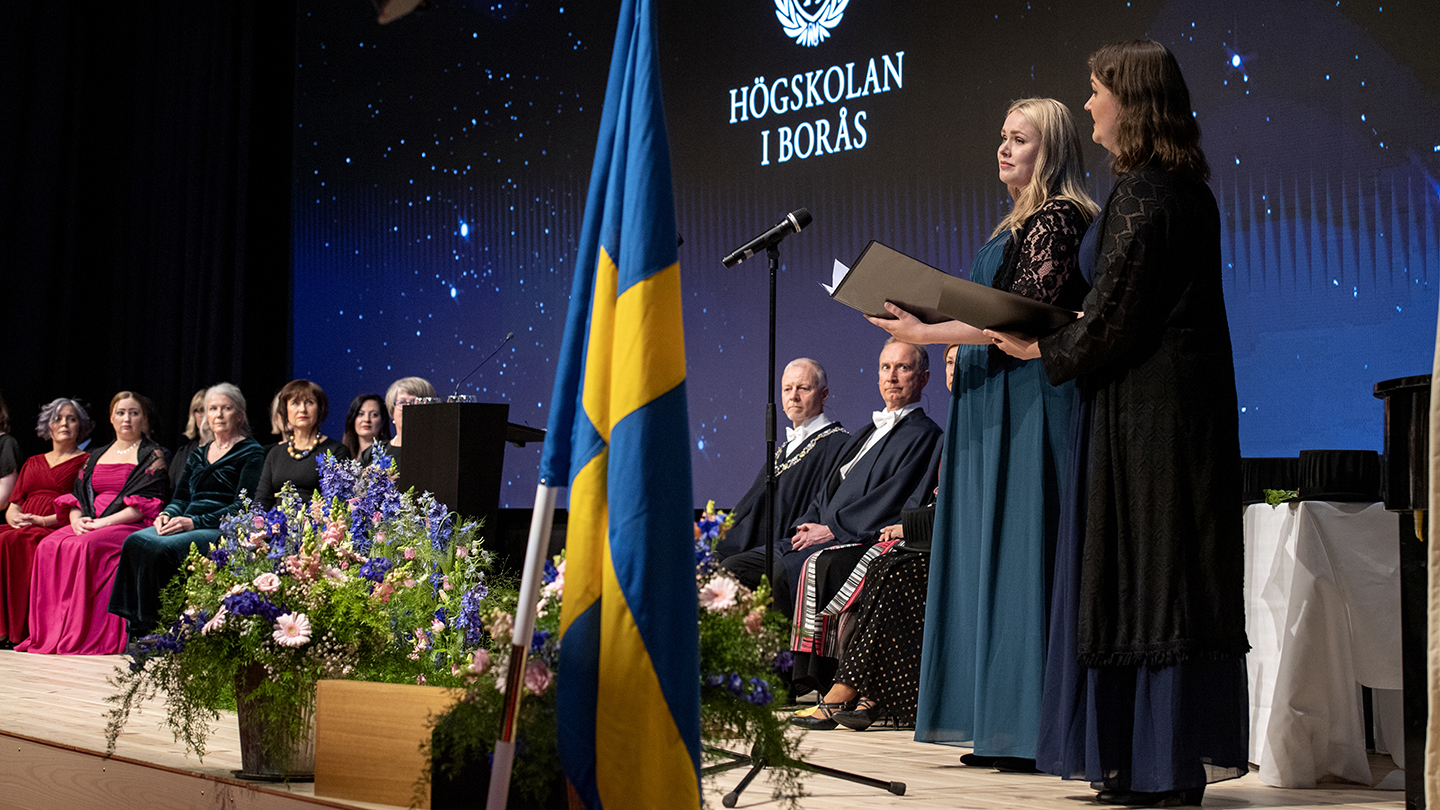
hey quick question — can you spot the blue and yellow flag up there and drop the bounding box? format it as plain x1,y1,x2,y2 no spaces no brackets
536,0,699,806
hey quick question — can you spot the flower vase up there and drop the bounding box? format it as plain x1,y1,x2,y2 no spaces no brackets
235,663,317,781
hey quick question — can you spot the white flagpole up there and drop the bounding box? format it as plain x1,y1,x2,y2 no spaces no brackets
485,483,560,810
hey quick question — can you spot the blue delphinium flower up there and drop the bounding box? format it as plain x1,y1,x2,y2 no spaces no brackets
357,556,393,584
530,628,549,653
746,677,774,706
724,673,744,696
542,558,560,585
772,649,794,672
222,590,283,622
209,547,231,567
423,494,453,552
317,452,359,505
694,538,717,577
453,581,490,647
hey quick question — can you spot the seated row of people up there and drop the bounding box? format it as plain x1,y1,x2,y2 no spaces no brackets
0,376,433,655
717,338,957,730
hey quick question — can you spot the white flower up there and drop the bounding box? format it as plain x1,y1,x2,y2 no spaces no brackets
321,565,345,583
272,613,312,647
698,575,740,612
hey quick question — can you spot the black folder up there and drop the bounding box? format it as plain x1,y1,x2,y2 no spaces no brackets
828,241,1078,336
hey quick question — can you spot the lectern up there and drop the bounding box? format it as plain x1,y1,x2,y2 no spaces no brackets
1374,374,1430,810
397,402,511,540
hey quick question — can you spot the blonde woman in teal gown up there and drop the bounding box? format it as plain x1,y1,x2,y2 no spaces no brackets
869,97,1096,768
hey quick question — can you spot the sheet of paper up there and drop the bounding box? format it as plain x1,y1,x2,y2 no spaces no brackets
822,259,850,295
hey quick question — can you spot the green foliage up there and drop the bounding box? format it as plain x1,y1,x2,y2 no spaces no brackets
1264,488,1299,505
104,453,502,769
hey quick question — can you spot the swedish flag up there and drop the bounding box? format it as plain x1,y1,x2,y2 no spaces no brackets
536,0,700,806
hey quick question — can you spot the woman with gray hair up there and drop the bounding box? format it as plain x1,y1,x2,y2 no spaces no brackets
108,383,265,636
0,398,93,647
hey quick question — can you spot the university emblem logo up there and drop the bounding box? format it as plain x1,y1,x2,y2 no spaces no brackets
774,0,848,47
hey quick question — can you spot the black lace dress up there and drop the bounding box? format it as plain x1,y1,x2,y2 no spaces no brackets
1035,167,1250,792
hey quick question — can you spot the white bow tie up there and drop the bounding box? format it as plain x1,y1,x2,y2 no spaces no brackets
785,426,801,444
872,409,904,431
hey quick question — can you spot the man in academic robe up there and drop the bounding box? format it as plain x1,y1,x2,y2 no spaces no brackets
716,358,850,564
723,338,942,618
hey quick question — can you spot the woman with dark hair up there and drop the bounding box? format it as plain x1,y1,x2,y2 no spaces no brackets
254,379,350,509
990,40,1250,806
20,392,169,655
109,383,265,635
341,393,391,466
0,399,93,647
170,388,213,491
864,98,1097,768
0,391,21,513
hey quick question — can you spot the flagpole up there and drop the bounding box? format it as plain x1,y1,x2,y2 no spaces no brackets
486,483,560,810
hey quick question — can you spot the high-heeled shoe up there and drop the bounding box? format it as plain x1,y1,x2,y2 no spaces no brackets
833,697,889,731
1096,786,1205,807
790,699,856,730
960,753,1000,767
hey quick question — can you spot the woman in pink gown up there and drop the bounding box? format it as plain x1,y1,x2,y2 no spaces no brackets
19,393,168,655
0,399,92,647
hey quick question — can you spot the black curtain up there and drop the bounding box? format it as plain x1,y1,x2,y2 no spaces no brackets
0,2,295,457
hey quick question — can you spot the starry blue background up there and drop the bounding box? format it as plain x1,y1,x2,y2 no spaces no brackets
293,0,1439,508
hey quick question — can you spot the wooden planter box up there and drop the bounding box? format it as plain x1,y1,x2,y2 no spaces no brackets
313,680,462,809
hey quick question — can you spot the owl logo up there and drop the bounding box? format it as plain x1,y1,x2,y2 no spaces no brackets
774,0,848,47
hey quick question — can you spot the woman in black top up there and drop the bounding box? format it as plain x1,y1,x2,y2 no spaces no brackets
254,380,350,509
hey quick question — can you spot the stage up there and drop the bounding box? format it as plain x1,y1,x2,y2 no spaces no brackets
0,649,1406,809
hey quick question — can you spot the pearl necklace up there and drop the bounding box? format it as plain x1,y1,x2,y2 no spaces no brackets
286,434,326,460
114,440,140,456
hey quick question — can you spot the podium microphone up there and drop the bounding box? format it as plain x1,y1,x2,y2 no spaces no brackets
722,208,812,267
451,331,515,400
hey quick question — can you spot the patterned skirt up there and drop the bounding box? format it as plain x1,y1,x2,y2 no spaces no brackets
834,550,929,726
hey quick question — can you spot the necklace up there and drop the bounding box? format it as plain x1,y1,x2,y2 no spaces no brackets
286,434,326,460
114,440,140,456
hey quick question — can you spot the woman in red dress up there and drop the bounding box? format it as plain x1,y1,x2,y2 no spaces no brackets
0,398,92,648
20,393,169,655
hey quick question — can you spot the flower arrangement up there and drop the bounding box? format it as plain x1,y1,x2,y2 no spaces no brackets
104,448,502,767
429,501,805,807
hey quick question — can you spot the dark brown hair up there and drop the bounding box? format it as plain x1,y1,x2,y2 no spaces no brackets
278,379,329,433
1089,39,1210,183
341,393,393,457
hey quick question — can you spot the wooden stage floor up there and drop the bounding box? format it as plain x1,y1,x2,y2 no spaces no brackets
0,649,1407,809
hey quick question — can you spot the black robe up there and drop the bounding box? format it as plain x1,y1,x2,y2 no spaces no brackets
716,422,850,561
724,408,942,618
1038,166,1248,667
71,438,171,518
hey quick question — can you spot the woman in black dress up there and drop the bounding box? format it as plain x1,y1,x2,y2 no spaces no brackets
254,380,350,509
341,393,391,467
991,40,1250,806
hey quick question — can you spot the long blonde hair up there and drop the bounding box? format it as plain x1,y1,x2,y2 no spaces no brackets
992,98,1099,238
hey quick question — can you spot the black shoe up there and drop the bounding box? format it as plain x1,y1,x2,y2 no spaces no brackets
1096,787,1205,807
790,699,856,730
833,698,888,731
0,639,15,651
994,757,1040,774
960,753,1000,767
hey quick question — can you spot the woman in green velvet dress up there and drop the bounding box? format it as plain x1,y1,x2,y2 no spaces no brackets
108,383,265,635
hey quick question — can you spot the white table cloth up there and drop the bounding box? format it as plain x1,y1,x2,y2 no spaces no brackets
1243,501,1403,788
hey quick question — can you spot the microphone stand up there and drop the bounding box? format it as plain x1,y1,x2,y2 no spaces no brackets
708,242,904,807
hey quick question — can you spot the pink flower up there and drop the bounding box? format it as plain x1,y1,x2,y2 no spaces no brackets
456,546,469,559
486,611,514,641
475,651,492,673
321,565,345,583
441,575,451,591
272,613,312,647
744,610,764,635
698,575,740,613
373,581,396,603
375,531,387,544
252,572,281,593
524,660,553,695
404,578,417,588
251,516,266,529
403,547,416,560
431,619,446,634
202,606,228,635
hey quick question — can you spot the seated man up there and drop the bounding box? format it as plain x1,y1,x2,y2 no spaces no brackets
723,338,942,619
716,358,850,563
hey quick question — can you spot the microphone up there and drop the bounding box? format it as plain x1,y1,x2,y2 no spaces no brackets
722,208,812,267
451,332,515,400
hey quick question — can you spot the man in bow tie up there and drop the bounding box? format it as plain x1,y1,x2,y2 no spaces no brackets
723,338,942,617
716,358,851,563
